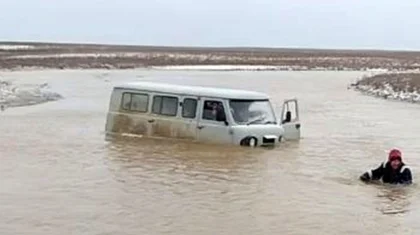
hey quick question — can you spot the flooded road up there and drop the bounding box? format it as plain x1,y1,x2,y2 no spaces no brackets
1,69,420,235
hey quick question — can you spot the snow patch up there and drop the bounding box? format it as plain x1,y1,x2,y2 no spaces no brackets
154,65,390,72
155,65,286,71
352,82,420,103
0,45,36,50
0,80,63,110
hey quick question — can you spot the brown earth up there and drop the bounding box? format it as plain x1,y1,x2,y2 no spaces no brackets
2,41,420,70
4,41,420,94
353,72,420,92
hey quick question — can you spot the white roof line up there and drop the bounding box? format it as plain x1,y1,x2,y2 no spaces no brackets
114,81,270,100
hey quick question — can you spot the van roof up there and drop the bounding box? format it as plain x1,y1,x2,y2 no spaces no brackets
114,81,270,100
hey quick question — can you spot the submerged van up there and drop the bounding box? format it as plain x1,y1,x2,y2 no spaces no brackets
105,81,301,147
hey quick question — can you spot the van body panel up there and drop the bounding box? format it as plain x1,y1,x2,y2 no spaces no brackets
110,112,150,136
280,98,301,140
196,97,233,145
149,115,198,140
178,95,200,140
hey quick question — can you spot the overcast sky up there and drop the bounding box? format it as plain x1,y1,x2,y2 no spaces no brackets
0,0,419,50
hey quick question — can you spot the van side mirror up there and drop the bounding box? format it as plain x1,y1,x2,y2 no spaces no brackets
215,113,229,126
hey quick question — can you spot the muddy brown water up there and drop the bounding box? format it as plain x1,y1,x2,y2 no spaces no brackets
1,69,420,235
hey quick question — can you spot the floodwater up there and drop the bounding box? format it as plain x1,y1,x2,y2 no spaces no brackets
1,69,420,235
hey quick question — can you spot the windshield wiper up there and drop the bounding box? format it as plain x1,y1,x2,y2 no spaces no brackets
264,121,277,124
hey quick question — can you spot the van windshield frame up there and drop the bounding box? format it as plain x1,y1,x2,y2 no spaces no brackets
228,99,277,125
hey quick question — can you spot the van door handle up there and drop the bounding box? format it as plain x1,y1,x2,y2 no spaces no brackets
197,125,204,129
295,123,301,129
148,119,155,123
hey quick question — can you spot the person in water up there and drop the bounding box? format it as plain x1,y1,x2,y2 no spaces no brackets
360,149,413,185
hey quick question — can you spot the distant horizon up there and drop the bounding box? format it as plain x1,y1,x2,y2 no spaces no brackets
2,40,420,53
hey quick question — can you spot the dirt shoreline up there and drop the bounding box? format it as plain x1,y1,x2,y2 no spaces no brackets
2,41,420,71
350,72,420,103
3,41,420,104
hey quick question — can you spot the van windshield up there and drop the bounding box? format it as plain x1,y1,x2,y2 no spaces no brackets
229,99,277,125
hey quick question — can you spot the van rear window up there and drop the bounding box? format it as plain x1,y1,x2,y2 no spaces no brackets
121,92,149,112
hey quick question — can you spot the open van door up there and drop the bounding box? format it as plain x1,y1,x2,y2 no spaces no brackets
280,99,301,140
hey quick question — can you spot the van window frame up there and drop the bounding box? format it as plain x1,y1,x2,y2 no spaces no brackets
152,95,179,117
200,99,228,124
120,92,149,113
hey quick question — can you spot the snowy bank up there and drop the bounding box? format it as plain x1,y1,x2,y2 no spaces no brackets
0,80,63,110
0,45,36,50
153,65,390,72
350,72,420,103
155,65,292,71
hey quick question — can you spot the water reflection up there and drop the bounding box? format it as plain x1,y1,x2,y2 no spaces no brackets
375,184,414,215
101,135,273,235
103,136,270,188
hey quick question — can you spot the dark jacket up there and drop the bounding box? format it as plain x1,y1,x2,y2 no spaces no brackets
360,161,412,185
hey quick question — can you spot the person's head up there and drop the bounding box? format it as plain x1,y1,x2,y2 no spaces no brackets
388,149,403,170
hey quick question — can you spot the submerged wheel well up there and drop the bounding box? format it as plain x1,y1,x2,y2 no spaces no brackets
240,136,258,147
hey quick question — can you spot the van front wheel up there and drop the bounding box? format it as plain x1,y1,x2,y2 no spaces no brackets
240,136,258,147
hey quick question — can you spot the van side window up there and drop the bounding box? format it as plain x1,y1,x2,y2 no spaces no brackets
182,98,197,118
202,100,226,121
121,92,149,112
152,95,179,116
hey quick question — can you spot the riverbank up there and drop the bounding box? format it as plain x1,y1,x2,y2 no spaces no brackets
4,41,420,105
2,42,420,71
350,72,420,103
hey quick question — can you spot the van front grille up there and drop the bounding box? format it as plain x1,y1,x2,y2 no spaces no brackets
262,136,275,144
